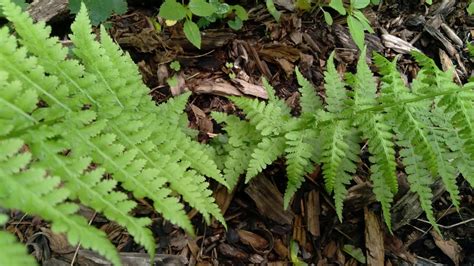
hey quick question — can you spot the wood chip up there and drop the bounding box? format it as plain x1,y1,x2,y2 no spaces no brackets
244,175,294,225
305,190,320,237
237,230,269,251
382,33,421,54
364,208,384,265
231,78,268,99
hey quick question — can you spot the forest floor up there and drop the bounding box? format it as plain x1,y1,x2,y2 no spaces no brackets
6,0,474,265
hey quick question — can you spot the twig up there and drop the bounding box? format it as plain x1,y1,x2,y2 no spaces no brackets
70,211,97,266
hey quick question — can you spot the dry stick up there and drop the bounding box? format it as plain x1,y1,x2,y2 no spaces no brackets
70,211,97,266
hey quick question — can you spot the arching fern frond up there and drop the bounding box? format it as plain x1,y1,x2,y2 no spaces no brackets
0,139,121,265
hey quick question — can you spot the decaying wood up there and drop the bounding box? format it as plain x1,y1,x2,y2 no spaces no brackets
306,190,320,237
245,175,294,225
364,208,384,266
27,0,69,22
392,180,445,231
424,15,457,56
382,33,421,54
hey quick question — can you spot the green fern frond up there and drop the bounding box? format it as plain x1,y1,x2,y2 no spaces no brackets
321,120,351,192
284,129,317,208
295,67,323,118
374,53,438,177
0,139,121,265
246,136,286,182
399,145,439,233
230,96,289,136
333,130,359,220
0,215,37,266
324,52,349,114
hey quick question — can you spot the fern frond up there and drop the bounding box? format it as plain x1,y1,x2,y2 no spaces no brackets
374,53,438,177
0,215,37,266
0,139,121,265
246,136,286,182
69,4,125,110
230,96,289,136
284,128,317,208
333,130,359,220
262,78,292,114
324,52,349,114
0,71,38,135
399,145,439,233
320,120,351,192
295,67,323,118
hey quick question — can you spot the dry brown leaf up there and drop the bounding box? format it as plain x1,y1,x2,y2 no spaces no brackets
237,230,269,251
431,230,463,266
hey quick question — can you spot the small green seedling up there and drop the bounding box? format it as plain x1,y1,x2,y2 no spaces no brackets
159,0,248,49
325,0,374,50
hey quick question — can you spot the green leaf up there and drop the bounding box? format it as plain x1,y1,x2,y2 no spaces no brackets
170,61,181,71
425,0,432,4
328,0,346,15
184,19,201,49
69,0,127,25
290,240,308,266
352,10,374,33
228,17,243,30
159,0,187,21
468,2,474,15
266,0,281,22
347,15,365,50
351,0,370,9
215,3,230,15
371,0,381,5
323,10,333,25
343,244,366,263
188,0,216,17
232,5,248,20
0,0,26,17
296,0,312,11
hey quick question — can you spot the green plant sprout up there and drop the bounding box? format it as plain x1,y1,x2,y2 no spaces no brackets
159,0,248,49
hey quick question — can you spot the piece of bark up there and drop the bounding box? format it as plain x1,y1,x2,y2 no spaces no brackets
27,0,69,22
306,190,320,237
364,208,384,266
424,15,457,56
245,175,294,225
392,179,445,231
193,79,243,97
382,33,421,54
231,78,268,99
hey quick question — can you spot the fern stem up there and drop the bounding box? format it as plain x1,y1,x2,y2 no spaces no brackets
358,85,474,114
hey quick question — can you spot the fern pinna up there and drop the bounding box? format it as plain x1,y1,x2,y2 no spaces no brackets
0,0,226,264
214,47,474,232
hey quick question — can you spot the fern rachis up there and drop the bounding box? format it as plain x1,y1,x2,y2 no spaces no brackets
214,47,474,232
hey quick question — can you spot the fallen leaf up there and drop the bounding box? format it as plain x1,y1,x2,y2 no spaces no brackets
431,230,463,266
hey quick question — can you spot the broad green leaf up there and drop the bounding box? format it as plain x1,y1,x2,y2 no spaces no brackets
323,10,333,25
266,0,281,22
184,19,201,49
215,3,230,15
228,17,243,30
351,0,370,9
352,10,374,33
232,5,248,20
69,0,127,25
468,2,474,15
343,245,366,264
188,0,216,17
328,0,346,15
425,0,432,4
347,15,365,50
159,0,187,21
371,0,381,4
